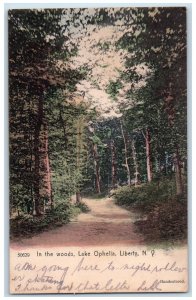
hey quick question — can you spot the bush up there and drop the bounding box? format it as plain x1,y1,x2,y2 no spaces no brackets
135,200,187,242
114,186,139,206
74,201,91,213
114,177,176,211
11,202,73,239
10,198,91,239
114,177,187,243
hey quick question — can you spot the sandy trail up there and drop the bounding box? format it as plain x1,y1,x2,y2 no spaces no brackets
11,198,144,249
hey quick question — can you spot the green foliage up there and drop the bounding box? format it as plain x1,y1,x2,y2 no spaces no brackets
9,8,93,216
10,201,72,238
10,198,91,239
114,178,187,242
121,7,186,150
114,177,176,209
97,41,111,52
88,118,129,190
47,96,90,203
83,191,108,199
91,79,101,89
106,80,123,100
113,186,134,206
135,200,187,242
9,8,187,243
74,201,91,213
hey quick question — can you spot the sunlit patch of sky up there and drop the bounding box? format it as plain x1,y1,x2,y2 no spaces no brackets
59,8,150,119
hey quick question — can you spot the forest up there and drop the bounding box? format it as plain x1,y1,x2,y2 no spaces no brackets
9,7,187,244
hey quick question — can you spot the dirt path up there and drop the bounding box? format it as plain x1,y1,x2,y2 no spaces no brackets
11,198,144,248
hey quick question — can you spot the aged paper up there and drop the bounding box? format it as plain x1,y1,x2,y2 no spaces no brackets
9,7,188,294
10,246,188,294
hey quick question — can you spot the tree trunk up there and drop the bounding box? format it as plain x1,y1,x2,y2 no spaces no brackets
33,93,53,215
155,156,161,174
145,128,153,182
173,146,183,196
76,191,81,203
92,143,101,193
33,97,43,216
111,140,117,188
120,120,131,186
164,91,184,196
43,122,53,208
28,97,34,214
75,117,85,202
131,139,140,186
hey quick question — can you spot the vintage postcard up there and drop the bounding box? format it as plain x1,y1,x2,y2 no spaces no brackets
9,7,188,294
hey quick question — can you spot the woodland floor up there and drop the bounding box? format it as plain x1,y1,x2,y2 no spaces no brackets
10,197,144,249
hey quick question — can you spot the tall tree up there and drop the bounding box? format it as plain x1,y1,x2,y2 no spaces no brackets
120,120,131,186
9,9,86,214
110,139,117,188
131,138,140,185
144,127,152,182
116,7,186,193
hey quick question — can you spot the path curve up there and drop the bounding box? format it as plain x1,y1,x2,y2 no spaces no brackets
11,198,144,248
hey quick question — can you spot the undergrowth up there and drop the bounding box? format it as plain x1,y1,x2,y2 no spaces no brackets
114,177,187,243
10,200,89,239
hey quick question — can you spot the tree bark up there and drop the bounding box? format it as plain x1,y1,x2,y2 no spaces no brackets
33,92,53,215
173,146,183,196
120,120,131,186
75,117,85,202
33,96,43,216
92,143,101,193
164,90,184,195
43,122,53,208
111,140,117,188
28,97,34,213
131,139,140,186
76,191,81,203
145,128,153,182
